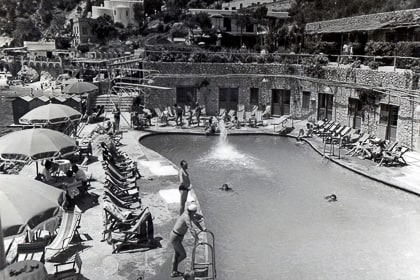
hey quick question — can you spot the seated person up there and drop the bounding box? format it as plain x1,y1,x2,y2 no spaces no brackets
61,170,80,209
248,114,257,128
297,123,314,141
71,165,88,194
42,160,55,182
229,116,241,129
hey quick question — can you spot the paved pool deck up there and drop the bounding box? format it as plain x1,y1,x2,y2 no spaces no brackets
14,113,420,279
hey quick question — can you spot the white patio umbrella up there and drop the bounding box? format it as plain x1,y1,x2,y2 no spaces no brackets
0,175,64,237
19,103,81,125
62,81,98,95
0,128,77,163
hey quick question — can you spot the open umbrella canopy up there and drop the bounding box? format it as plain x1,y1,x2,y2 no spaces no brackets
0,175,64,237
19,103,81,125
0,128,77,162
62,81,98,95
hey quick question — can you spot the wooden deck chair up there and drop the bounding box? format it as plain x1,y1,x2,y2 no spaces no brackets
104,189,141,209
378,146,409,166
166,106,175,120
53,252,82,280
255,110,263,126
251,105,258,115
228,110,236,119
45,207,82,261
108,207,154,253
237,110,245,125
13,240,47,264
105,181,139,199
244,111,252,125
261,105,271,119
218,108,226,118
154,108,168,126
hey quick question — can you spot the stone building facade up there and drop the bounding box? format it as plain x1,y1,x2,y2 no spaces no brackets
142,61,420,151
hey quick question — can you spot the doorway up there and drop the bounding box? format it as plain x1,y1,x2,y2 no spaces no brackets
378,104,399,142
348,98,363,129
271,89,291,116
318,93,333,120
219,88,239,111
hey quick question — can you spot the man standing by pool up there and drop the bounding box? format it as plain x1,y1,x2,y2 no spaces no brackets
170,203,204,278
178,160,191,215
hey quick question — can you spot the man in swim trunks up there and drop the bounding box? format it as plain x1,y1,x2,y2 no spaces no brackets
170,203,204,278
178,160,191,215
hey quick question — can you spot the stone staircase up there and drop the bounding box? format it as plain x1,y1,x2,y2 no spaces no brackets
94,94,134,112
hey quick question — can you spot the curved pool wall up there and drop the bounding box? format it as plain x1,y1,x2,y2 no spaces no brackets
140,133,420,280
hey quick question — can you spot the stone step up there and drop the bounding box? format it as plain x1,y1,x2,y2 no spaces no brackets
93,94,134,112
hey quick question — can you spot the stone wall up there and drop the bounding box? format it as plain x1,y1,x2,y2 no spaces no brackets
143,61,420,150
305,8,420,34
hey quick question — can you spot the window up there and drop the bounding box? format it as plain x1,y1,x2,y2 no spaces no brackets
302,91,311,109
126,11,128,16
250,88,259,105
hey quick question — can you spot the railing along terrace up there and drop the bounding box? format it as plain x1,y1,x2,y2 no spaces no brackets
144,49,420,72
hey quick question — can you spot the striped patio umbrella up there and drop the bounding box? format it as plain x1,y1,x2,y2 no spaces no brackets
19,103,81,125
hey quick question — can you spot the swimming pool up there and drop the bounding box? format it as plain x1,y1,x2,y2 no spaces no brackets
141,134,420,280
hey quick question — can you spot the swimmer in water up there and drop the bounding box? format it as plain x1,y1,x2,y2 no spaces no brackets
219,183,232,191
325,194,337,202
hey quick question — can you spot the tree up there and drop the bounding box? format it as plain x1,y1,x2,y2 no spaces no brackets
133,2,145,28
92,15,117,44
144,0,162,15
13,18,42,46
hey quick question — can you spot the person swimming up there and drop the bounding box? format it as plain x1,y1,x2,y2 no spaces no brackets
325,194,337,202
219,183,232,191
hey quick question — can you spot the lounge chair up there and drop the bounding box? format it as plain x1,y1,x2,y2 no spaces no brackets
45,207,82,261
105,171,137,190
255,110,263,126
53,253,82,280
328,126,352,144
104,189,141,209
237,110,245,126
13,240,47,264
261,105,271,119
218,108,226,119
102,202,145,239
106,207,154,253
377,146,409,166
105,181,139,199
154,108,168,126
313,120,333,135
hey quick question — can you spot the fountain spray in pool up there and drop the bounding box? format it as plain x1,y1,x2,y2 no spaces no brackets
199,120,255,168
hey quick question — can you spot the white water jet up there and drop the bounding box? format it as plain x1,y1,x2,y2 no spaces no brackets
199,120,255,168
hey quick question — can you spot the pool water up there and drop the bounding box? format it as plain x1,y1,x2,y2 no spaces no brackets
141,134,420,280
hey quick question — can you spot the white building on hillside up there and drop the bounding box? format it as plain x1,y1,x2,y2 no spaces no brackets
222,0,275,10
91,0,143,27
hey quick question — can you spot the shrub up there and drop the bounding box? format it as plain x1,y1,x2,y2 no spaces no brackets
367,61,379,70
364,41,395,56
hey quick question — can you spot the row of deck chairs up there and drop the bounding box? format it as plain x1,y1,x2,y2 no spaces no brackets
100,139,155,253
313,119,409,166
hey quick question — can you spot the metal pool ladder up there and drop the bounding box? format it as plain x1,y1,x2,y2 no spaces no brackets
191,229,216,279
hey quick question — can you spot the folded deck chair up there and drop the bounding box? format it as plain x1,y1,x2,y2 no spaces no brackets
218,108,226,118
45,207,82,261
13,240,47,264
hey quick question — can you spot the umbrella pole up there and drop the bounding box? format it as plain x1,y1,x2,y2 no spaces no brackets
36,161,39,174
0,216,7,277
